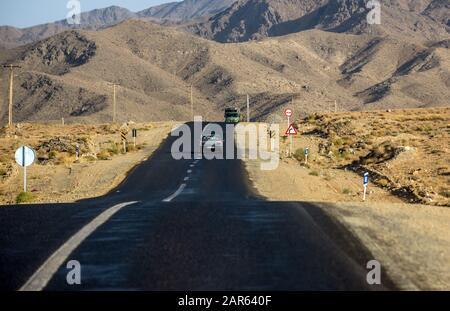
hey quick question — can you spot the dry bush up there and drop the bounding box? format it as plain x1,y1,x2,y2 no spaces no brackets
97,149,111,161
56,153,73,165
439,189,450,198
16,192,35,204
293,148,306,162
309,170,319,176
107,143,120,155
377,178,389,188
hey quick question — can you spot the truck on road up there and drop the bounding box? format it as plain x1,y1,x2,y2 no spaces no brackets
225,108,241,123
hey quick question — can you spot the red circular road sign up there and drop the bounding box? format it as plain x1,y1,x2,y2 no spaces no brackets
284,108,293,117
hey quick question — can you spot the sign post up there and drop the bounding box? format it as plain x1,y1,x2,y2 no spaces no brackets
284,108,293,128
132,129,137,148
15,146,36,193
284,109,294,156
305,147,309,164
363,172,369,201
285,123,298,157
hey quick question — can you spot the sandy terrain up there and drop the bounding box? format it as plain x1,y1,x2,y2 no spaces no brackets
318,202,450,290
0,122,175,204
244,109,450,290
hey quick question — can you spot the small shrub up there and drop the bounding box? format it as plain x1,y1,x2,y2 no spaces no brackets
439,189,450,198
108,143,120,155
127,144,136,152
84,155,97,162
293,148,305,162
16,192,35,204
378,178,389,188
332,138,343,147
0,154,10,163
97,149,111,161
48,150,58,160
0,168,7,177
309,170,319,177
342,188,352,195
55,153,72,165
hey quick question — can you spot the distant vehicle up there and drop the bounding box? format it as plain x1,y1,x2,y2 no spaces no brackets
225,108,241,123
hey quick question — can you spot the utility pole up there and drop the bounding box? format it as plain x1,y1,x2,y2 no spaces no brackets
108,83,120,123
335,100,338,113
247,94,250,122
3,65,21,128
190,84,194,121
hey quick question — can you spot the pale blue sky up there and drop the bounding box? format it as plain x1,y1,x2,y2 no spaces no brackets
0,0,176,28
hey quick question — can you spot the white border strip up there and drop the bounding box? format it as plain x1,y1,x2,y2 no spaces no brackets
19,201,138,291
162,184,186,202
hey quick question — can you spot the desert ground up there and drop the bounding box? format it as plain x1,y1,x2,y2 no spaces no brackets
244,107,450,290
0,122,175,204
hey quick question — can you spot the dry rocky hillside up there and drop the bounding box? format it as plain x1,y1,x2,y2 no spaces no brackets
0,17,449,124
187,0,450,43
283,108,450,206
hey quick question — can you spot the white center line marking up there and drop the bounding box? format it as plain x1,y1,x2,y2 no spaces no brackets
187,170,192,174
184,177,190,181
19,201,139,291
162,184,186,203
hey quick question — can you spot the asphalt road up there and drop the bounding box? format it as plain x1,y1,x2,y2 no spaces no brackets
0,123,390,291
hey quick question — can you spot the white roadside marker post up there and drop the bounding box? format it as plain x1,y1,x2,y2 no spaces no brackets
269,123,276,152
75,144,79,161
305,147,309,165
132,129,137,148
363,172,369,201
121,131,127,153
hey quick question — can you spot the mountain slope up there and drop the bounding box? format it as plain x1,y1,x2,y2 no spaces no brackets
0,1,237,49
187,0,450,43
138,0,236,22
1,19,449,125
0,6,137,49
423,0,450,27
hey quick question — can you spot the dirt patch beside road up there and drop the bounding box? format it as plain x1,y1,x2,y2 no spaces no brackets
244,109,450,290
0,122,175,204
315,202,450,290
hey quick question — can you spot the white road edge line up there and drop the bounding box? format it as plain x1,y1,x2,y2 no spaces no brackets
162,184,186,203
19,201,139,292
